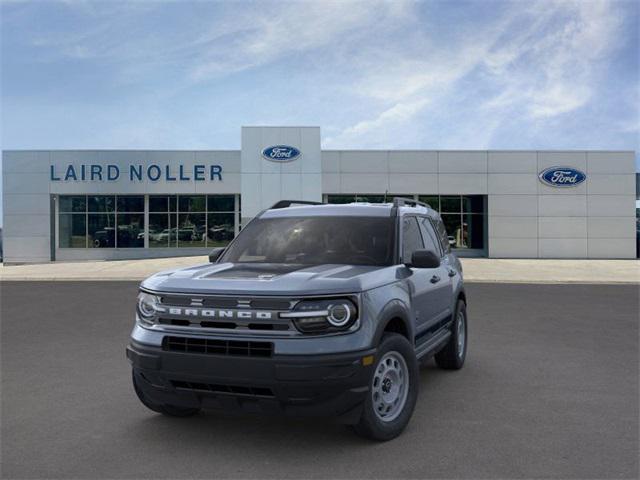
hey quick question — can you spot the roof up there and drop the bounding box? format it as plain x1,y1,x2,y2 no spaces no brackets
260,201,435,218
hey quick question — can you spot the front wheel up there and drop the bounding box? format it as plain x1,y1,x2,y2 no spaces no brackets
352,333,419,441
434,299,467,370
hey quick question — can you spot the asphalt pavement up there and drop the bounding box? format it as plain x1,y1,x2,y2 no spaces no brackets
1,282,638,479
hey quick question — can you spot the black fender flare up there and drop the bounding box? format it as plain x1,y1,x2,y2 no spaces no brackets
372,299,414,346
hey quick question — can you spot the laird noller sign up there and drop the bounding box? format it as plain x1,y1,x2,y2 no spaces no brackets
50,163,223,182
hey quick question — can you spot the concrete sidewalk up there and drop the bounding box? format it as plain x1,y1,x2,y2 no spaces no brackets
1,257,638,284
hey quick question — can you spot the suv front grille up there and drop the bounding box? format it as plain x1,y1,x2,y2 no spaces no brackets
154,294,297,335
171,380,274,397
162,336,273,357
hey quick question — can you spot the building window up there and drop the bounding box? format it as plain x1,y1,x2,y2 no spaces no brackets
59,194,143,248
59,194,239,249
59,212,86,248
418,195,486,250
148,194,238,248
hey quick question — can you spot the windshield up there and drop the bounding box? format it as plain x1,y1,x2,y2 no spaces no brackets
220,216,396,266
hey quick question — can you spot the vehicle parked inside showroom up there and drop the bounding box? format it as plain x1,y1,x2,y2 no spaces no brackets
127,198,468,440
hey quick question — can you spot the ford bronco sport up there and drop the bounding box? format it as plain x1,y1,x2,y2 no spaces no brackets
127,198,467,440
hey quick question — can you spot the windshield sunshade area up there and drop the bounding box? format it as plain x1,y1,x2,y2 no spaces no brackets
221,216,396,266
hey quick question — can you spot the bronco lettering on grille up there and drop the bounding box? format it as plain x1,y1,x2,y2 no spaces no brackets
161,307,273,320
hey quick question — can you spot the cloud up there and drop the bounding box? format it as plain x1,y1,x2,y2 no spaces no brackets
17,0,413,81
189,1,412,80
483,0,624,119
325,0,629,147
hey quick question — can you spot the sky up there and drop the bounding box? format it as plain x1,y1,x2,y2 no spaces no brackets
1,0,639,223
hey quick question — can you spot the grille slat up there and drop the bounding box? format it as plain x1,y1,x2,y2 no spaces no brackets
158,318,291,332
163,336,273,357
171,380,274,398
160,295,292,310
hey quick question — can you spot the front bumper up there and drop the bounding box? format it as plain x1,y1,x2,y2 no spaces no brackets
127,340,376,423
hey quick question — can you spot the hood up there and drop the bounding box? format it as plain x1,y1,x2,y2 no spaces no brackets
141,262,400,296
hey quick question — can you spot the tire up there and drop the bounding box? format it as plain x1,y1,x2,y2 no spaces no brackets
132,371,200,417
435,299,467,370
352,333,419,441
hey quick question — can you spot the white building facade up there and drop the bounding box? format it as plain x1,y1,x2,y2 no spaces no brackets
2,126,637,263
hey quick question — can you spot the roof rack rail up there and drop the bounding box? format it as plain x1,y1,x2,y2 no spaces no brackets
392,197,431,209
270,200,324,209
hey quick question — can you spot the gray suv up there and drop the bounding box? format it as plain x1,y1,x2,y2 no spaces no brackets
127,198,467,440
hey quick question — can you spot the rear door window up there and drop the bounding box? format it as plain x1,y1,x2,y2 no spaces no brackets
418,217,442,256
402,216,424,264
434,217,451,254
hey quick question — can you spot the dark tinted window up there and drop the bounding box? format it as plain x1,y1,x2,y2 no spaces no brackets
418,217,441,256
117,196,144,212
149,196,168,212
326,195,357,204
207,195,235,212
149,213,170,248
221,216,395,266
357,195,385,203
434,217,451,253
117,213,144,247
463,195,484,213
207,213,235,246
88,196,115,212
59,196,86,213
88,214,115,248
440,196,461,213
178,195,206,212
59,214,86,247
418,196,439,211
402,217,424,264
441,215,460,248
177,213,206,247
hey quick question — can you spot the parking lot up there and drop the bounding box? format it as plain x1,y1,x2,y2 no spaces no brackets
1,282,638,479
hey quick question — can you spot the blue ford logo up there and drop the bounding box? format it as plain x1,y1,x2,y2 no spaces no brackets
538,166,586,188
261,145,301,162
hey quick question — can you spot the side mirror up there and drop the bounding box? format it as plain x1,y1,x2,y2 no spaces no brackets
408,249,440,269
208,247,225,263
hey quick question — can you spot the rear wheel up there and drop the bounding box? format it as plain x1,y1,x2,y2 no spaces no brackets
435,299,467,370
352,333,419,441
132,371,200,417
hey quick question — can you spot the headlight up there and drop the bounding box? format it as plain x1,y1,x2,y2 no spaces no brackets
281,298,358,334
137,292,160,325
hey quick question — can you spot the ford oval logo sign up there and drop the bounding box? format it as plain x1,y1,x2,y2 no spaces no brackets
261,145,301,162
538,166,586,188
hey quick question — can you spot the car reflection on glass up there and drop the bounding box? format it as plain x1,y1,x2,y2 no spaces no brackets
151,229,175,242
93,227,115,248
208,224,234,242
95,225,142,247
178,228,195,241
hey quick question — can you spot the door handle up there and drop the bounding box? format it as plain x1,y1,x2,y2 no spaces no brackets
430,275,441,284
448,269,457,277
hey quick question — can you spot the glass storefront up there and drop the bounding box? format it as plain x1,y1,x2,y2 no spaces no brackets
58,194,239,249
326,194,487,252
59,193,482,252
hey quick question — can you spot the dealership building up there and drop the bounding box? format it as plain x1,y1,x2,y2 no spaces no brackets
1,126,637,263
